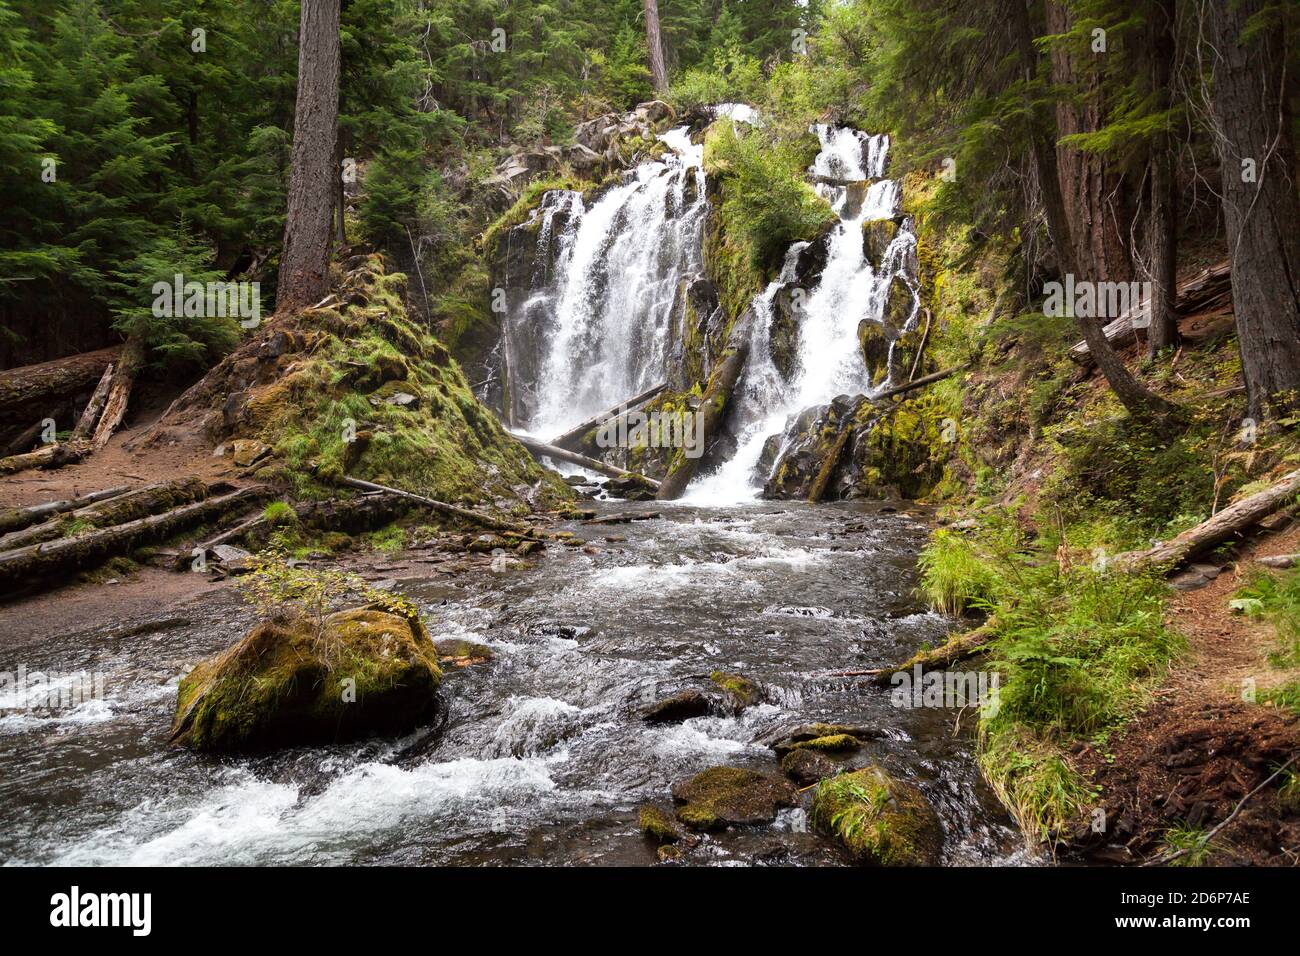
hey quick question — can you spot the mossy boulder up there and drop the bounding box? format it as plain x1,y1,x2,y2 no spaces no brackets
171,606,442,753
770,722,881,758
638,803,684,844
709,670,759,712
811,766,942,866
862,217,900,264
780,749,839,786
642,688,713,724
672,766,797,831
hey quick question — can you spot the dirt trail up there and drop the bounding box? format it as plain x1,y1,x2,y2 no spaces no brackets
1071,519,1300,865
0,393,231,510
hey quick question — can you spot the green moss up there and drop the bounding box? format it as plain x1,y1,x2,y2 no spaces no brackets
811,767,941,866
172,607,442,753
709,670,758,708
638,804,681,844
262,501,298,527
787,733,862,753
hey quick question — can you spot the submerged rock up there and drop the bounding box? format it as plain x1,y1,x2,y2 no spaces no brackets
434,638,494,668
672,766,798,831
811,766,942,865
170,606,442,753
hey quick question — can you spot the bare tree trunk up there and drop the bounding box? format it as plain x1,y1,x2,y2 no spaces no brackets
1206,0,1300,419
276,0,341,313
642,0,669,95
1016,1,1182,425
1145,0,1180,358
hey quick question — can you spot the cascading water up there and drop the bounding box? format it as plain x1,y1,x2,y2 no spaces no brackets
503,128,708,439
685,126,919,505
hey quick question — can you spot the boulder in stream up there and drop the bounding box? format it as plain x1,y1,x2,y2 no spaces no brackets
642,688,713,724
672,766,798,831
780,749,839,786
811,766,942,865
170,606,442,752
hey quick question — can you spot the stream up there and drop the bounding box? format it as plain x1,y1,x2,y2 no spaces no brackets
0,498,1028,866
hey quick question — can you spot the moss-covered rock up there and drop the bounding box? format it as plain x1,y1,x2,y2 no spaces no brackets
434,638,494,668
770,722,881,758
780,749,839,786
171,606,442,753
811,766,942,866
709,670,759,711
638,803,683,844
672,765,798,831
787,733,863,754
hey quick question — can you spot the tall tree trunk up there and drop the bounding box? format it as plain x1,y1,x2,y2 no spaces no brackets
642,0,669,95
1046,1,1135,284
276,0,341,313
1145,0,1180,358
1206,0,1300,419
1016,1,1182,424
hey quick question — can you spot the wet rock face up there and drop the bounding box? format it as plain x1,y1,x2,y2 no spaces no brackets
171,607,443,753
812,766,943,865
762,396,870,499
671,766,799,831
671,274,726,390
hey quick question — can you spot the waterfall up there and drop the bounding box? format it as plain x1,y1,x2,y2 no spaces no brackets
685,126,919,505
497,116,918,504
503,128,708,439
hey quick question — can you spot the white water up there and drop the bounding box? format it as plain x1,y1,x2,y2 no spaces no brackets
501,117,918,505
510,128,708,439
684,126,918,505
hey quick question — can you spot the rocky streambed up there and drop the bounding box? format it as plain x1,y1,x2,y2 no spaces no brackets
0,499,1031,866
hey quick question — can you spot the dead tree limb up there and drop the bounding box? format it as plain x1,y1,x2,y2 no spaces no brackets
870,364,968,404
0,478,209,551
0,346,121,416
90,337,145,448
0,441,90,477
335,476,528,532
514,435,662,490
72,361,115,440
549,382,668,451
870,618,1000,685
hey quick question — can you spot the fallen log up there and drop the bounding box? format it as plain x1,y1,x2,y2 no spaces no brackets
0,484,270,592
72,361,115,440
869,364,969,404
0,478,209,551
0,346,121,417
870,618,1000,686
335,476,528,533
807,424,854,504
514,434,661,491
91,337,145,448
2,420,44,457
1068,260,1231,361
0,485,132,536
550,382,668,451
1112,469,1300,572
0,441,90,477
1257,553,1300,570
657,311,752,500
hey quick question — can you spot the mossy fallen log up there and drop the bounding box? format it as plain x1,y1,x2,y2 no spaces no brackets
0,484,269,592
869,618,999,685
0,485,131,536
657,311,752,500
0,478,210,551
0,346,121,417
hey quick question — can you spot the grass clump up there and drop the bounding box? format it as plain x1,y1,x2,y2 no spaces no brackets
811,767,941,866
917,529,1003,615
1233,568,1300,668
1160,824,1217,867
